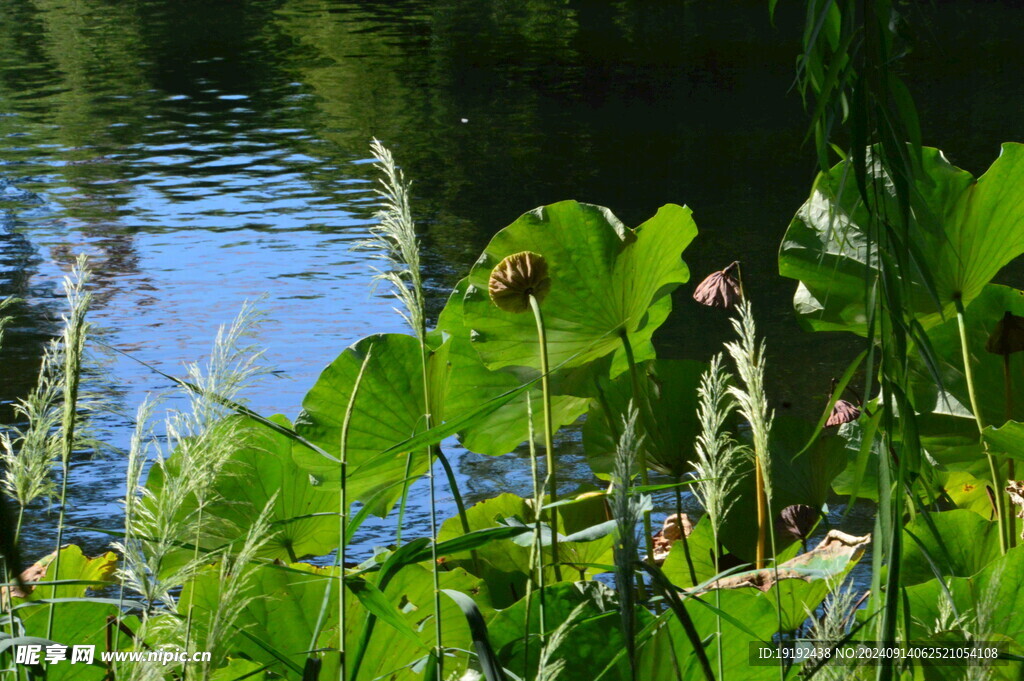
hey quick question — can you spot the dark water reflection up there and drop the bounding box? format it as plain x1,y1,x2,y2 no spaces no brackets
0,0,1020,569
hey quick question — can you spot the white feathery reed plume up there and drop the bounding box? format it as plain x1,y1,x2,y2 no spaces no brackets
0,295,16,348
724,299,775,568
691,353,745,681
116,302,270,612
194,497,275,680
47,254,94,639
364,138,426,341
1,340,62,526
805,579,863,681
365,139,445,678
691,353,745,544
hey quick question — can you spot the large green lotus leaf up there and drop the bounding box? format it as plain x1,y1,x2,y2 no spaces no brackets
489,581,650,681
19,601,120,681
15,548,120,680
661,515,720,588
939,470,997,519
462,200,696,376
435,281,589,455
293,333,447,515
984,420,1024,461
898,510,1001,587
181,560,487,681
437,492,612,607
447,334,588,454
437,493,538,607
904,545,1024,665
209,658,265,681
16,545,118,600
779,144,1024,335
634,590,779,681
582,359,708,479
908,286,1024,446
145,415,340,561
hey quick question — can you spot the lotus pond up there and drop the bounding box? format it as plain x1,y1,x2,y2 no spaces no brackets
2,1,1024,680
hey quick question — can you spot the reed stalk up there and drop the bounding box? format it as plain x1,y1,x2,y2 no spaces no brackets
724,301,774,569
47,255,92,641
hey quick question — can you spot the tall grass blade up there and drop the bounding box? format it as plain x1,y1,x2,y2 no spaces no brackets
442,589,508,681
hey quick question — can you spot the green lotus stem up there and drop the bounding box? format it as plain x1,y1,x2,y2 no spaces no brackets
339,347,373,681
528,294,562,582
433,446,472,539
394,454,413,547
955,298,1008,554
619,331,655,566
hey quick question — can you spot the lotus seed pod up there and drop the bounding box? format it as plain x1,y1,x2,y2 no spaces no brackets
986,310,1024,355
775,504,818,542
488,251,551,313
693,261,742,309
826,399,861,427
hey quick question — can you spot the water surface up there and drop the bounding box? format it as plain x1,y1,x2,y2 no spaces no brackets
0,0,1020,566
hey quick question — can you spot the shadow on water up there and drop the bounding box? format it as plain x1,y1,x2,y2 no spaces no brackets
0,0,1018,577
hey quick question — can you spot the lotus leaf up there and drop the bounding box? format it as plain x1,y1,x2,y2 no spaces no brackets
661,515,721,587
437,492,613,607
779,144,1024,335
899,510,1001,587
462,200,696,377
908,285,1024,444
180,560,488,681
582,359,708,478
904,545,1024,671
434,280,588,456
633,591,779,681
489,581,649,681
12,547,120,681
293,333,444,515
146,415,340,561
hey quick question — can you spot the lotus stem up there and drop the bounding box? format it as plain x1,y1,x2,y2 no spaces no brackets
433,446,472,539
955,298,1008,554
524,393,546,675
618,331,655,566
529,294,562,582
339,347,373,681
394,454,413,547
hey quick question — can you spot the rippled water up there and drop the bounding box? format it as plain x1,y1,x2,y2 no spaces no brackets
0,0,1020,569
